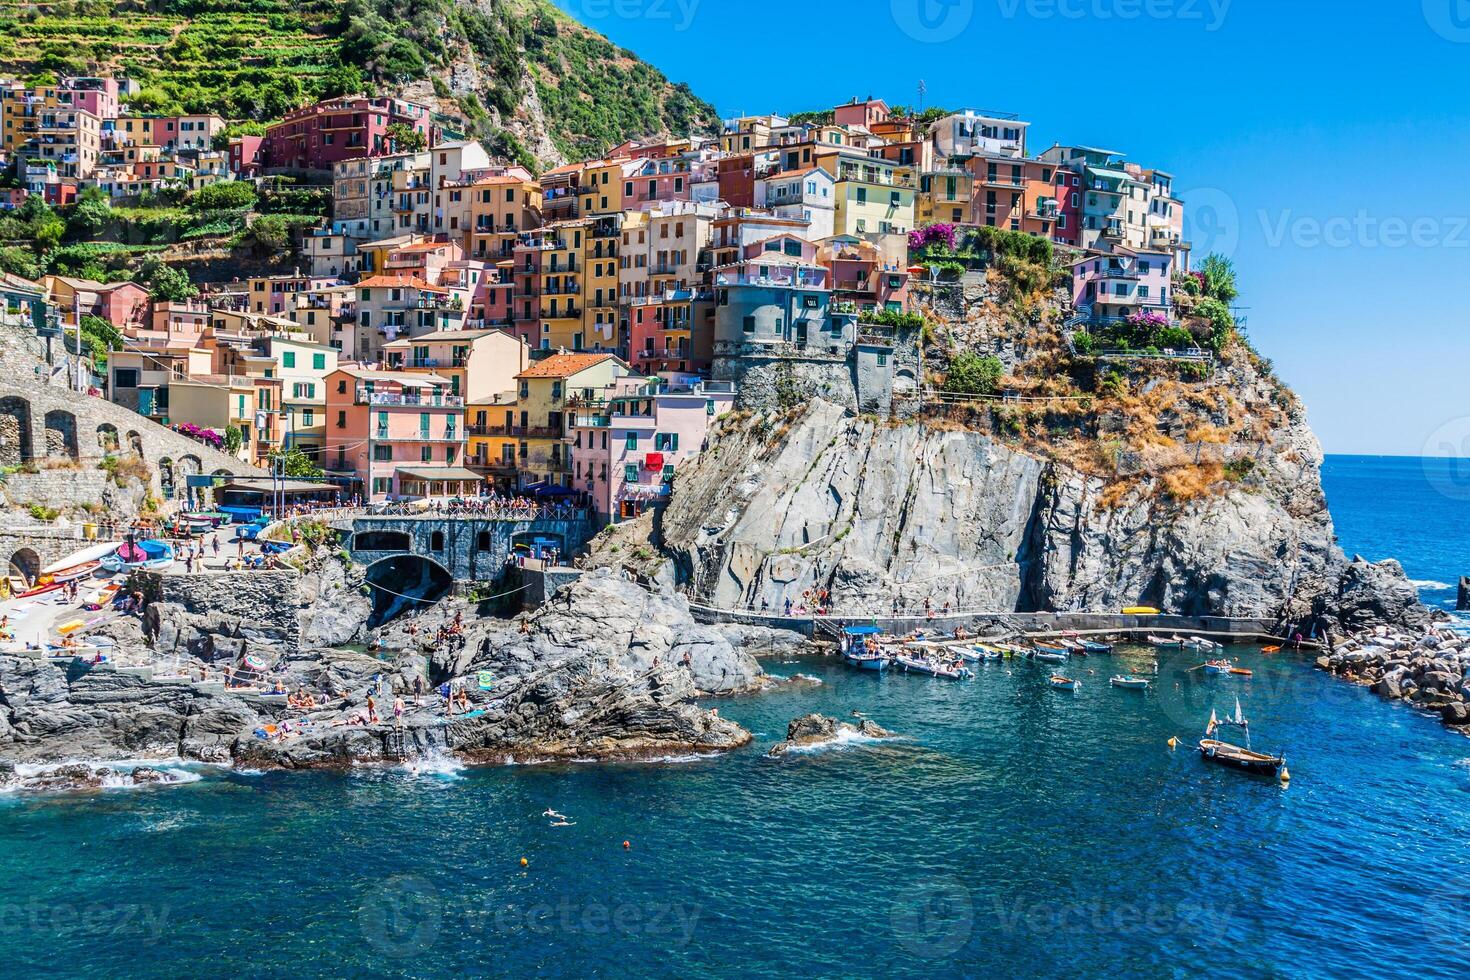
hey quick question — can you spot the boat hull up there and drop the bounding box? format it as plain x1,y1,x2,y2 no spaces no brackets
1198,739,1284,775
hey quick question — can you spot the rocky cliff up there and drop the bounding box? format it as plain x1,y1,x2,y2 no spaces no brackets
658,360,1410,632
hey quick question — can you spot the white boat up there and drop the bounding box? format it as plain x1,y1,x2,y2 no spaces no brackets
1146,635,1182,647
1183,636,1218,651
895,654,971,680
1110,675,1151,690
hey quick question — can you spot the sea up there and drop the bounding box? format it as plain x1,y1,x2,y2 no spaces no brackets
0,455,1467,979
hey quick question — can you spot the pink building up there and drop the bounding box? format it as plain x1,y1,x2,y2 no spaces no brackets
833,98,890,131
818,237,910,314
323,367,473,500
262,96,433,174
94,281,150,330
622,158,693,210
228,135,264,177
1070,246,1173,322
570,376,735,523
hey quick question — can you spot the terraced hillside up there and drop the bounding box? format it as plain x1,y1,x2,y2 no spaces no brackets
0,0,718,164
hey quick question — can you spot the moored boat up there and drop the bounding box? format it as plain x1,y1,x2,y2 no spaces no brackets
1198,701,1286,779
895,653,971,680
843,650,890,671
1031,644,1069,662
1203,659,1235,675
1080,640,1114,654
100,539,175,572
1048,674,1080,691
1110,674,1150,690
1183,636,1218,650
1146,635,1182,647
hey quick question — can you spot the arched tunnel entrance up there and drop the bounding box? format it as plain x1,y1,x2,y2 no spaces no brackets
365,555,453,627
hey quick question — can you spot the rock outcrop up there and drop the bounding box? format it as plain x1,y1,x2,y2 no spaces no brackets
1318,625,1470,731
660,397,1363,624
766,713,895,756
0,570,763,769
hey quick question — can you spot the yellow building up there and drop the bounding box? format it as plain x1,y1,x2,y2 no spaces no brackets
510,352,631,488
818,150,916,240
460,171,542,262
582,213,622,350
918,165,975,226
512,224,584,352
580,160,627,216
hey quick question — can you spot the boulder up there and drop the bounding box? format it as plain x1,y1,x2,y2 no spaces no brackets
1440,701,1470,726
766,713,895,756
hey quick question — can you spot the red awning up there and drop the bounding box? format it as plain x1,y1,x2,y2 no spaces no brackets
644,452,665,471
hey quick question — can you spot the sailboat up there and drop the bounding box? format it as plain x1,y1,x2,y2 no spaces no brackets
1198,699,1287,778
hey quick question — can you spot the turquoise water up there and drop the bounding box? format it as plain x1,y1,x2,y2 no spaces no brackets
1,456,1468,978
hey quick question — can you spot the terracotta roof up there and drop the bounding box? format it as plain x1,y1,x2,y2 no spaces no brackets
516,352,617,379
539,162,584,177
393,241,454,253
355,275,449,293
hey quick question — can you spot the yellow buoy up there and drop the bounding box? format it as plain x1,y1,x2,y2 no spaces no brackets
1279,766,1291,785
519,857,529,867
1167,737,1178,750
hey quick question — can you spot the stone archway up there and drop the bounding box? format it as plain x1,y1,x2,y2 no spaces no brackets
178,454,202,477
0,396,32,466
364,554,452,626
97,423,120,453
8,547,40,588
158,457,175,495
126,430,143,456
44,409,78,459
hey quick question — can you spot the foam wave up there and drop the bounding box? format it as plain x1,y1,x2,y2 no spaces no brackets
1412,579,1454,591
773,728,895,756
397,751,466,778
4,759,204,794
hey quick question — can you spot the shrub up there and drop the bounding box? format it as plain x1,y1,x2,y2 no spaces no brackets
27,503,59,522
188,180,257,212
943,353,1004,396
1072,331,1097,355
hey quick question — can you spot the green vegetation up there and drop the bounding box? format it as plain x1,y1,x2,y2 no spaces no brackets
27,503,59,522
858,308,925,330
78,314,124,371
188,180,257,212
942,353,1004,396
270,447,325,479
0,0,719,163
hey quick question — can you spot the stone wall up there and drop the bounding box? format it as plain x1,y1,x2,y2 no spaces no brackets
0,467,146,516
341,515,594,581
148,569,303,652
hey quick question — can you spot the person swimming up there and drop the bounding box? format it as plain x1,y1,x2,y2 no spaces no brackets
542,808,567,820
549,820,575,827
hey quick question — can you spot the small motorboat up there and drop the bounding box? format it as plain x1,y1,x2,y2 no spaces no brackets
843,650,890,672
969,644,1004,661
82,581,120,610
1080,640,1114,654
1146,635,1182,647
1198,701,1286,779
1031,645,1069,662
1203,659,1235,675
895,654,971,680
1183,636,1218,650
1110,675,1150,690
1048,674,1080,691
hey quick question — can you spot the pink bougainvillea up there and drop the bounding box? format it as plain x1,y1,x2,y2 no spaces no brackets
909,223,958,252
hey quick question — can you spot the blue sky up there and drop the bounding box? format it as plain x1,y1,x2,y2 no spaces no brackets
553,0,1470,456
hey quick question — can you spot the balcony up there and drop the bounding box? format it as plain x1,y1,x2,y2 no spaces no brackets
355,388,464,407
387,356,468,369
981,172,1026,188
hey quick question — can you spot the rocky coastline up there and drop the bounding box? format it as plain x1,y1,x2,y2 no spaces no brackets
0,566,806,781
1318,625,1470,731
